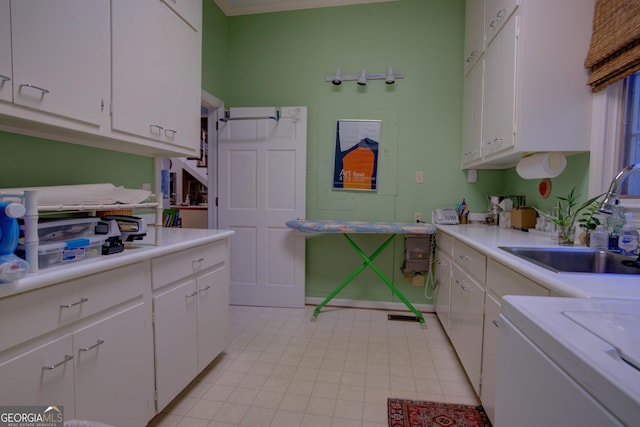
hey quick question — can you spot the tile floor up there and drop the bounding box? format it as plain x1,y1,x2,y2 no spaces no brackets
149,305,479,427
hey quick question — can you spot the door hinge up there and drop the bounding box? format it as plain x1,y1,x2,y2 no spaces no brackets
215,197,218,207
215,121,219,131
100,99,104,113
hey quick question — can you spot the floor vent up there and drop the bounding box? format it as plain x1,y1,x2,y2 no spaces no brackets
387,314,419,322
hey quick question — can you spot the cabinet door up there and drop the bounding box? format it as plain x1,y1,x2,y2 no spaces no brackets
11,0,109,125
482,14,517,157
0,0,11,103
434,249,452,331
112,0,201,154
74,304,154,427
0,335,75,413
463,0,484,76
450,263,485,394
462,59,484,166
480,293,500,425
153,279,198,411
196,267,229,371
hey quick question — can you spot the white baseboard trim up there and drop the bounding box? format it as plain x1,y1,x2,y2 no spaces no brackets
305,297,435,313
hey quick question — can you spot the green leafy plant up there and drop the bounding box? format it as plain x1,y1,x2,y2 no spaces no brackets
535,188,603,228
577,196,605,232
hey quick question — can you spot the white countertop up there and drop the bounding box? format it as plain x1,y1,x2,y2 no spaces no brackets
0,227,234,300
437,224,640,300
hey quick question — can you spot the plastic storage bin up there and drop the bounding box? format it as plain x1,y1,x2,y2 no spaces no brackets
20,217,100,243
16,235,106,268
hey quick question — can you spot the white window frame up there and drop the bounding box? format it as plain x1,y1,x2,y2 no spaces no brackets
588,80,640,216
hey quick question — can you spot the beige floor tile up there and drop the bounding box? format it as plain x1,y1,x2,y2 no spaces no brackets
240,406,276,427
279,393,310,412
269,409,304,427
334,400,363,420
162,306,479,427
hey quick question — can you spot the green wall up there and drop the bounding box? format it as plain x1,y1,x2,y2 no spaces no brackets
0,131,153,189
213,0,594,306
222,0,506,305
503,152,591,213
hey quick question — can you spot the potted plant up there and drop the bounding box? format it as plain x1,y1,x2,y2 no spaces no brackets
535,189,603,245
576,196,605,246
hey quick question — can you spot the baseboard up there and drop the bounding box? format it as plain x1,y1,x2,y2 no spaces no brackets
305,297,434,313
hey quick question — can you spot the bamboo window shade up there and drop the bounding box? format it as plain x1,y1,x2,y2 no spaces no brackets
584,0,640,92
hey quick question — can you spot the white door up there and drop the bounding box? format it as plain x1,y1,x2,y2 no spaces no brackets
218,106,306,308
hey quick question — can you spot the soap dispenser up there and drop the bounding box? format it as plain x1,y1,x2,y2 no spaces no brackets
618,212,639,255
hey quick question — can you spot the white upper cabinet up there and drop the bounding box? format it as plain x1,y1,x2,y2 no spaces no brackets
0,0,12,103
462,58,484,166
10,0,109,126
482,15,517,158
111,0,202,157
462,0,595,169
463,0,485,76
162,0,202,31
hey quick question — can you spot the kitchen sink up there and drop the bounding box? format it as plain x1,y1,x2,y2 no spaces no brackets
499,246,640,275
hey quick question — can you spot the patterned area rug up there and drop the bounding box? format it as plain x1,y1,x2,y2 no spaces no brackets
388,399,492,427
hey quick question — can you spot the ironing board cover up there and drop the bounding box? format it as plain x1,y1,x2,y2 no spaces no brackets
285,219,436,234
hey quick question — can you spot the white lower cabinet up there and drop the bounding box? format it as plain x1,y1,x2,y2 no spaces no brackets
0,335,75,413
435,231,552,422
153,278,199,410
196,268,230,371
0,235,231,425
74,303,154,427
480,293,501,422
481,258,550,424
450,263,485,394
0,262,153,425
434,248,452,331
152,241,230,411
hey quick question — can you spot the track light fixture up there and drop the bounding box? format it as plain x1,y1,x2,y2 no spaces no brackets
385,66,396,84
357,69,368,86
325,66,405,86
331,68,342,85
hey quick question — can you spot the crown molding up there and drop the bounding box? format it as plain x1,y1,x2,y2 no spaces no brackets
213,0,399,16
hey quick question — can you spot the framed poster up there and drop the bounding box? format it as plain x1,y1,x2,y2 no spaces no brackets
333,120,381,191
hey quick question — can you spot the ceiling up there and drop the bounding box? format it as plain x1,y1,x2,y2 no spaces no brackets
213,0,399,16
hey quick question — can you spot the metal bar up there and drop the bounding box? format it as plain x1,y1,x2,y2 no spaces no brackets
219,109,280,122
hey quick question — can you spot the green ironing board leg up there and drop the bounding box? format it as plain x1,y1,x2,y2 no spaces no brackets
312,233,426,328
311,234,395,322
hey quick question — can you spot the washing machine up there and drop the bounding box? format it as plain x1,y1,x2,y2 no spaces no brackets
495,296,640,427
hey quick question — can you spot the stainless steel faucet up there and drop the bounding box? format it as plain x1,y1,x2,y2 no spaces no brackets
600,163,640,213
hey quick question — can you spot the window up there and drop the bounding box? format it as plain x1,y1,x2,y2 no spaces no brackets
620,72,640,197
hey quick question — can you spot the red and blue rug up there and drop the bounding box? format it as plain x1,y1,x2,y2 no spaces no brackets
388,399,492,427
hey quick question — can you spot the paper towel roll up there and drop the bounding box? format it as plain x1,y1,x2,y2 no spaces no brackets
516,152,567,179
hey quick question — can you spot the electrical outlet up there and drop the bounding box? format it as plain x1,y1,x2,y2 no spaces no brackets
142,183,151,191
416,171,424,184
414,212,422,223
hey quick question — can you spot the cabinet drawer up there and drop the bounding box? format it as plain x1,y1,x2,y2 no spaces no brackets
487,258,549,299
453,240,487,285
152,240,227,289
0,262,148,354
436,232,453,256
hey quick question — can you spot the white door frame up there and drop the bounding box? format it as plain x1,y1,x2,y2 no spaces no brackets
201,90,224,229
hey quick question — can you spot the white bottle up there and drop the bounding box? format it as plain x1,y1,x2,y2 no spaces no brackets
618,212,639,255
590,224,609,249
